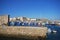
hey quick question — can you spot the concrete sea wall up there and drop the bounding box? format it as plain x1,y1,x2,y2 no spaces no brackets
0,26,47,40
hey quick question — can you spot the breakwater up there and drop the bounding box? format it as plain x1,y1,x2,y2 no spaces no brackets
0,26,47,40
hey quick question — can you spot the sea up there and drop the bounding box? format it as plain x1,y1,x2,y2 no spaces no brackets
46,24,60,40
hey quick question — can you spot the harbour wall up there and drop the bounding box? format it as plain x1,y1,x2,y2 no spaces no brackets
0,26,47,39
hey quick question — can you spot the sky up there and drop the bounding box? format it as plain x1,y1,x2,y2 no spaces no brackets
0,0,60,20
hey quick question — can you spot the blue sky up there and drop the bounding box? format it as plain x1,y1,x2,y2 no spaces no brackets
0,0,60,20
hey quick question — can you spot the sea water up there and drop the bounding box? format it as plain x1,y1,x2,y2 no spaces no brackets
46,25,60,40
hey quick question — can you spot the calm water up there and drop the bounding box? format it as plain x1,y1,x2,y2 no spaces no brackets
46,25,60,40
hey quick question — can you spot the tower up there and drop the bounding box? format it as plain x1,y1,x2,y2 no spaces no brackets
0,15,10,26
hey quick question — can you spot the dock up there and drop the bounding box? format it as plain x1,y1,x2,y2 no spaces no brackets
0,26,47,40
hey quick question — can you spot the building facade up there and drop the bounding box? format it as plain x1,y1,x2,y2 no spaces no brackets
0,15,9,26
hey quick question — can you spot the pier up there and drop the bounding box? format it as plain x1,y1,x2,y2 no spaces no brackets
0,26,47,40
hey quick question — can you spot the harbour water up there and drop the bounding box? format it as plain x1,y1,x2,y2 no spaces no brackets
46,24,60,40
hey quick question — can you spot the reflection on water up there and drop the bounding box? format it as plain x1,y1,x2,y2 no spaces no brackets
46,25,60,40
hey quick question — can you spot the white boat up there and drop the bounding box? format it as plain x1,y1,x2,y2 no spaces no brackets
52,30,57,33
47,28,52,34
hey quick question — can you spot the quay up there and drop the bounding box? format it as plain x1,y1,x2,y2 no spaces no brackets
0,26,47,40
